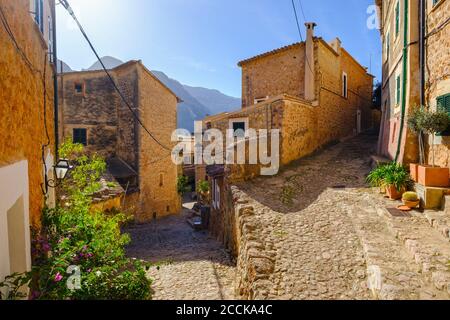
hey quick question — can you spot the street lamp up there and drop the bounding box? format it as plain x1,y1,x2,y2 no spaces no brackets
54,159,73,180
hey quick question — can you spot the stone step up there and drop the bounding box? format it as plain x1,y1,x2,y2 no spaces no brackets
376,207,450,298
423,210,450,242
339,199,445,300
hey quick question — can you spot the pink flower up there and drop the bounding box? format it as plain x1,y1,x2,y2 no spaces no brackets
54,272,63,282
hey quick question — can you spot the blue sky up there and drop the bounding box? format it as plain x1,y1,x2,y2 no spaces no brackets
56,0,381,98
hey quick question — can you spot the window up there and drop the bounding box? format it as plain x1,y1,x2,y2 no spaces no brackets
212,179,220,209
229,118,249,137
33,0,44,34
74,83,84,94
396,76,401,105
48,16,54,63
385,32,390,61
159,173,164,187
342,72,348,98
433,0,441,7
73,128,87,146
395,2,400,38
254,96,269,104
437,94,450,136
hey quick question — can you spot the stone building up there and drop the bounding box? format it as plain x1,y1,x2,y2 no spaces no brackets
0,0,57,289
59,60,182,222
377,0,450,166
196,23,374,247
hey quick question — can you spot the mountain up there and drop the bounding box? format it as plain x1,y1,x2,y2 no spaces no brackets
70,56,241,132
85,56,124,71
183,85,241,115
57,60,73,73
151,71,213,132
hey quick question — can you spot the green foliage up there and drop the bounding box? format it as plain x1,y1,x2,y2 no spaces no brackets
402,191,419,201
197,180,210,194
280,185,295,206
177,176,191,195
419,110,450,135
407,107,426,134
366,164,389,188
0,141,152,300
367,162,411,192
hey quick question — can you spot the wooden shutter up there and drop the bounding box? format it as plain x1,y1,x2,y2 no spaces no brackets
437,94,450,136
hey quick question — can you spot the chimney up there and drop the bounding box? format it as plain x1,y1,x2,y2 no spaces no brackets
330,37,342,55
304,22,317,101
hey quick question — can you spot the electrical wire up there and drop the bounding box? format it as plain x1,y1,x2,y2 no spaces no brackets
291,0,314,75
58,0,173,152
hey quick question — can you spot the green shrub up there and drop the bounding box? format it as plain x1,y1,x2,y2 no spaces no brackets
367,162,411,192
1,140,152,300
177,175,191,195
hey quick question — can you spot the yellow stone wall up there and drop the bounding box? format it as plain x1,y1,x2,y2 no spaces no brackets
0,0,55,227
425,0,450,167
137,64,181,221
240,43,306,107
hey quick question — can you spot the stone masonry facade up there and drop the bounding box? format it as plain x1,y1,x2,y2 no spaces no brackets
0,0,56,227
425,0,450,167
59,61,181,222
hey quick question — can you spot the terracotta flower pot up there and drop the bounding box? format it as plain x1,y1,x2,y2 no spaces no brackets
402,199,420,209
386,185,405,200
410,163,419,183
417,165,449,188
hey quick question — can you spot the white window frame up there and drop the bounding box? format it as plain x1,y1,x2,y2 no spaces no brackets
229,118,249,138
212,179,220,209
342,72,348,98
254,96,269,104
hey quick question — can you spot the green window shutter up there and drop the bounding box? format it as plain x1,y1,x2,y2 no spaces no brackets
437,94,450,136
396,76,401,105
395,2,400,36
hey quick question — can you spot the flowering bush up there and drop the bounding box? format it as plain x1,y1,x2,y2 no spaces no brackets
1,140,151,300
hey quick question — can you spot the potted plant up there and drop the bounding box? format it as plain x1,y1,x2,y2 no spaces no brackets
402,191,420,209
417,109,450,187
197,180,210,205
383,162,410,200
407,108,426,182
366,164,389,194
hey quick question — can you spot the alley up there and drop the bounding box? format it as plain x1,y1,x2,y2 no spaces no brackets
125,134,449,300
125,208,236,300
234,133,449,300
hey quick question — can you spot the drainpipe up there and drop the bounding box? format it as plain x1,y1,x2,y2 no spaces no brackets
419,0,426,106
51,1,59,157
394,0,409,163
418,0,426,164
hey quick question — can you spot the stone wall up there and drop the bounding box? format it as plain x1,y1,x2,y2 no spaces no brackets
136,64,181,221
425,0,450,167
216,184,276,299
60,71,120,159
240,43,306,108
0,0,55,227
60,61,180,222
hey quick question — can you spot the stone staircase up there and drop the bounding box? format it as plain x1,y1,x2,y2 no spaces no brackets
340,189,450,299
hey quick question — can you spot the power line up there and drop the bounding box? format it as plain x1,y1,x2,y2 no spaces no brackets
291,0,314,75
297,0,307,23
58,0,172,152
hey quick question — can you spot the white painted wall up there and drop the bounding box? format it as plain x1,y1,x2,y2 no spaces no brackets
0,161,31,286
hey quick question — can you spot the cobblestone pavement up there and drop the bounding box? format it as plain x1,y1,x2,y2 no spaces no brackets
237,134,449,299
125,134,449,300
124,208,236,300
